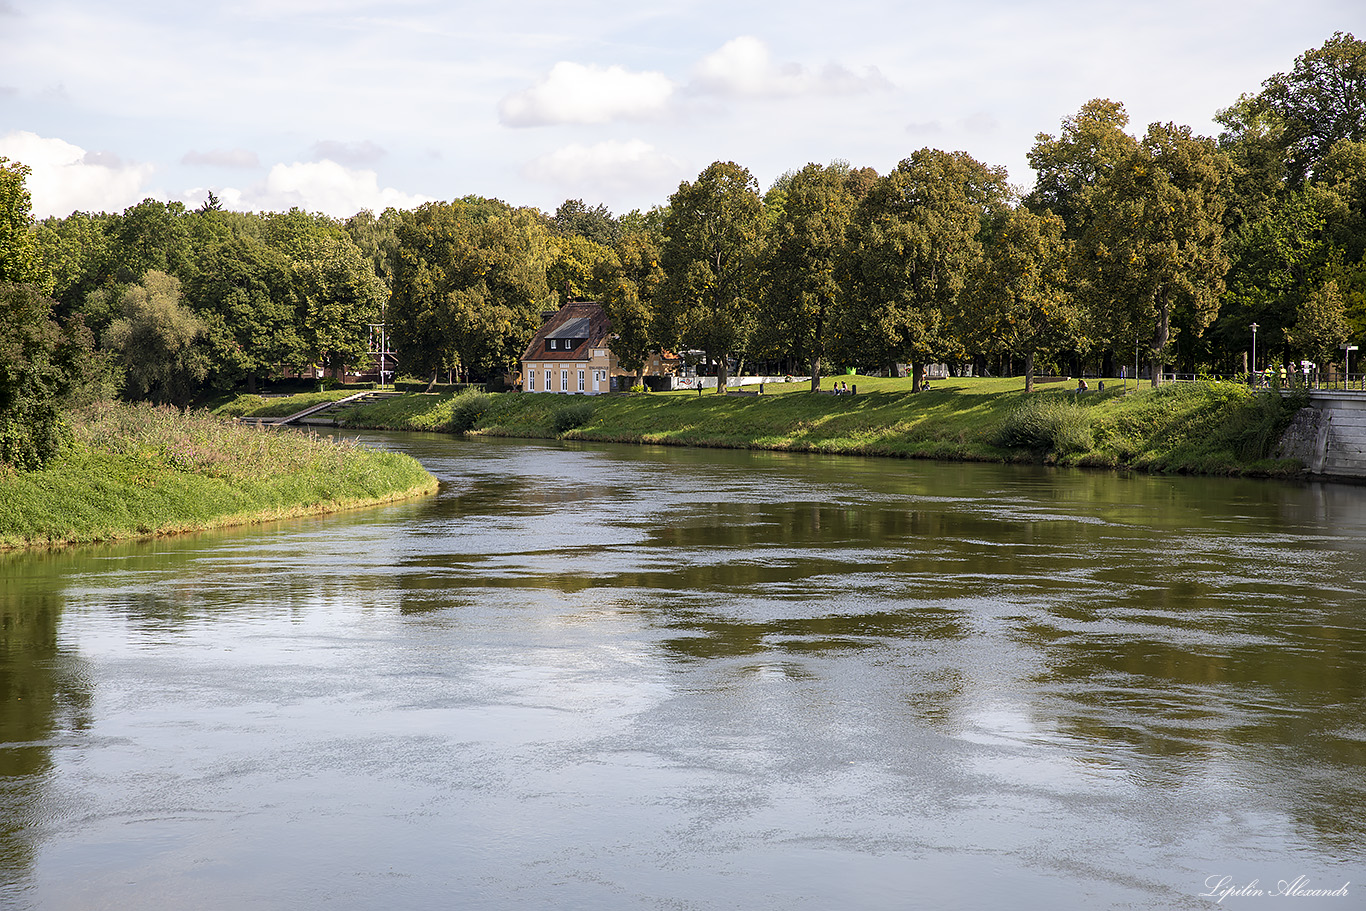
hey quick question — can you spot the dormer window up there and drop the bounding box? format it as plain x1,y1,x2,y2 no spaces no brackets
548,339,557,350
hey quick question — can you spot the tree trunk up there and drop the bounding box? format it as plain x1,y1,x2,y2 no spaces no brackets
1024,350,1035,393
1151,291,1171,387
716,352,729,394
911,360,924,392
425,369,438,393
810,300,826,392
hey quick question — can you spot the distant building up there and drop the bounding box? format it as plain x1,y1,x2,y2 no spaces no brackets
520,301,618,394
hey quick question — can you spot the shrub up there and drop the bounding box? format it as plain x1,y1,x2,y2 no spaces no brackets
447,391,492,433
995,396,1093,454
1,283,102,470
552,401,595,434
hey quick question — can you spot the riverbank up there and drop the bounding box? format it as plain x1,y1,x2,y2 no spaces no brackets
0,401,438,548
236,376,1304,477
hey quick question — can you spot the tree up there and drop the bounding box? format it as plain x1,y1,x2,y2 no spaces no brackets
596,230,664,382
760,162,869,390
655,161,764,393
0,283,99,469
389,199,552,386
106,199,193,286
1285,280,1350,367
1258,32,1366,186
967,209,1076,392
35,211,113,319
185,236,304,393
840,149,1011,389
547,232,616,303
0,157,52,295
1213,186,1337,369
552,199,621,247
1025,99,1137,238
1316,139,1366,263
266,209,386,380
104,271,208,405
1214,93,1288,231
1082,123,1233,384
345,208,403,290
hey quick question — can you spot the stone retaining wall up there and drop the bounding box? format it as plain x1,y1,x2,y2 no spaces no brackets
1283,393,1366,479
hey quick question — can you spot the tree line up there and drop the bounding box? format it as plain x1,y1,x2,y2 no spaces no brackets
2,31,1364,460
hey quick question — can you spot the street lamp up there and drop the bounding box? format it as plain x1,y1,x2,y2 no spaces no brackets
1347,343,1359,390
1250,322,1259,376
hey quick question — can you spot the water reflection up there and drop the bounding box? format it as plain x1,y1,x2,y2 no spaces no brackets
0,553,93,895
3,435,1364,908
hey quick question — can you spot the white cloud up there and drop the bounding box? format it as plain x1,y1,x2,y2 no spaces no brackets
0,131,153,217
523,139,683,198
182,147,261,168
225,159,432,217
499,62,674,127
692,36,891,98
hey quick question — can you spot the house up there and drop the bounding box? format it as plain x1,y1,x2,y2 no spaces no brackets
520,301,619,394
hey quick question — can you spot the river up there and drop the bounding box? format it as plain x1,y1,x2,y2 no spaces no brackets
2,433,1363,909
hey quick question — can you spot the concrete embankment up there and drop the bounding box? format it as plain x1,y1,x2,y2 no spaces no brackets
1280,392,1366,480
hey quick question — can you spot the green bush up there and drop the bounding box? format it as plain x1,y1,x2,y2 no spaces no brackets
552,401,595,434
994,396,1093,454
448,391,492,433
1,283,101,470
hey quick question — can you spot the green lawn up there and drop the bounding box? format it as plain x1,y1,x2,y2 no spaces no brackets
236,374,1305,477
1,401,437,548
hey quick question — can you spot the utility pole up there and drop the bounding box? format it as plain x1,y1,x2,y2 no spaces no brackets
369,322,391,386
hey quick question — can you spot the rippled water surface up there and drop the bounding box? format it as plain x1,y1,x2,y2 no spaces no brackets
3,434,1364,909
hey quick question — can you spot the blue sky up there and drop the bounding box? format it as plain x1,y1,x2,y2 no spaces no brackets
1,0,1360,219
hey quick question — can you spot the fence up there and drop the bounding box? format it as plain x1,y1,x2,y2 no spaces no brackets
1160,371,1366,392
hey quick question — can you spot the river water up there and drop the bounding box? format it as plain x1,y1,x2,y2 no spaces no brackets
2,433,1363,909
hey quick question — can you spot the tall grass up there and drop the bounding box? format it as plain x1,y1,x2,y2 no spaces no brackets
994,397,1094,454
1,402,436,548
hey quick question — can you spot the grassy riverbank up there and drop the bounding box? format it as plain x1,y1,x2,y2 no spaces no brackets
0,401,438,548
234,375,1302,477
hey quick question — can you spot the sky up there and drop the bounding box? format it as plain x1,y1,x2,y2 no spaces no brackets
1,0,1361,221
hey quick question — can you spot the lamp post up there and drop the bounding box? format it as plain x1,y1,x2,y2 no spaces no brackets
1250,322,1259,377
1347,344,1359,391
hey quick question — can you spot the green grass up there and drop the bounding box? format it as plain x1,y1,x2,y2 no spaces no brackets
314,374,1305,477
212,388,362,418
0,401,438,548
341,391,472,432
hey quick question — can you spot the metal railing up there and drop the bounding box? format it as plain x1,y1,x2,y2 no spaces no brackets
1159,372,1366,392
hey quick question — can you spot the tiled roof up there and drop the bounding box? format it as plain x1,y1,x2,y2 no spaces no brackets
548,317,590,339
521,301,613,363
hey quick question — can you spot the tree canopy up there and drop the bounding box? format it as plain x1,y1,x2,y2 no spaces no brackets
11,30,1366,399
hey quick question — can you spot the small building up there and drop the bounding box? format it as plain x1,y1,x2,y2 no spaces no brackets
521,301,618,394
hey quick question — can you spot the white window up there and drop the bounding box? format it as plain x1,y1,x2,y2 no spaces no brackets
548,339,557,350
544,370,551,390
577,369,585,392
528,370,535,391
560,370,568,392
